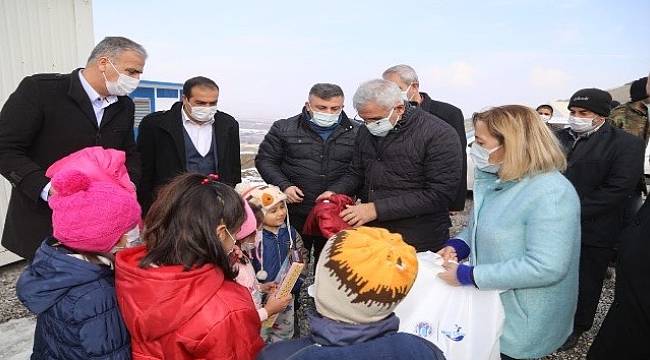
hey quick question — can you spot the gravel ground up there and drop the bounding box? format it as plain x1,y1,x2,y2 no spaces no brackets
0,261,30,324
0,198,614,359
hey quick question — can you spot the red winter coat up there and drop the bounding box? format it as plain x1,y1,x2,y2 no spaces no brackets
303,194,354,238
115,246,264,360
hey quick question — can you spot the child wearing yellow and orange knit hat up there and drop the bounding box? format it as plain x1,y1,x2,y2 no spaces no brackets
258,226,445,360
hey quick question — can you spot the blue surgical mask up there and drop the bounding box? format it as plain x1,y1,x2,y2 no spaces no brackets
365,109,396,137
470,143,501,174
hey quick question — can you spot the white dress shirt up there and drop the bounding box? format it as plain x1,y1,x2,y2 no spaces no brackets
181,107,214,157
78,70,117,126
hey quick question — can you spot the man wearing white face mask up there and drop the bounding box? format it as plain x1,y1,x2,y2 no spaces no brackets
555,88,645,351
318,79,462,252
137,76,241,214
256,83,358,265
0,36,146,260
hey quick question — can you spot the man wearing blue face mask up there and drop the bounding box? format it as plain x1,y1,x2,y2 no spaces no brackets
318,79,462,252
0,36,146,260
556,88,645,351
137,76,241,214
256,83,359,265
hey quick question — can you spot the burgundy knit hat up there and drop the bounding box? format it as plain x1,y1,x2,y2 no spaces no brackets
49,170,141,253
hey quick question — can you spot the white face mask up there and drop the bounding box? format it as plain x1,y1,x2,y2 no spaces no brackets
539,114,551,123
188,104,218,123
103,59,140,96
568,115,598,133
400,83,415,102
310,108,341,127
241,229,262,253
125,226,141,247
365,108,396,137
470,142,502,174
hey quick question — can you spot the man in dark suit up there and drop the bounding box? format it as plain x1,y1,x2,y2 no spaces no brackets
383,65,467,211
137,76,241,214
0,36,146,259
556,88,645,351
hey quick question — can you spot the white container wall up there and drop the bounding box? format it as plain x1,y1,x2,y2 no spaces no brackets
0,0,94,265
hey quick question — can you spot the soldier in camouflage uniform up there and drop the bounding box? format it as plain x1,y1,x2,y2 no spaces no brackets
610,77,649,146
609,76,649,216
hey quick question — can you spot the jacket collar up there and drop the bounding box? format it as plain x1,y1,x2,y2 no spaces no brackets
18,238,113,314
67,68,125,130
567,121,613,167
416,92,433,109
308,313,400,347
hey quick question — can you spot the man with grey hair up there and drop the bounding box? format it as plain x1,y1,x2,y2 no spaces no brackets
256,83,359,264
318,79,462,252
0,36,146,259
383,64,467,211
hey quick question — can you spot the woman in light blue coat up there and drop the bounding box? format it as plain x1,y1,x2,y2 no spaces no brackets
438,105,581,360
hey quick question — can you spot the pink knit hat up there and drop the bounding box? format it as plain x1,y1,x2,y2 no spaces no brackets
46,146,135,194
49,169,141,253
236,201,257,240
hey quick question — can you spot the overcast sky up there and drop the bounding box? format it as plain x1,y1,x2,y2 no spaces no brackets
94,0,649,121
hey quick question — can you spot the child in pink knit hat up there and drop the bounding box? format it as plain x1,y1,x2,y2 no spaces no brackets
16,168,141,359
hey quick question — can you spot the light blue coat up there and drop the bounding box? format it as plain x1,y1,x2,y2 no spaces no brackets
457,169,581,359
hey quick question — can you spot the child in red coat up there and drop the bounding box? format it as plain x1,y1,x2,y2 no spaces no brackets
115,173,264,360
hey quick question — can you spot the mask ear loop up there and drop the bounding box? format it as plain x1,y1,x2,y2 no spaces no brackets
256,239,267,281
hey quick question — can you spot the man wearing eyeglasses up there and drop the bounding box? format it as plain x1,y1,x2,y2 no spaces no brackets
318,79,462,252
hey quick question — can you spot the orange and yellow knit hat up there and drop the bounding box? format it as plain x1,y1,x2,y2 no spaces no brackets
313,226,418,324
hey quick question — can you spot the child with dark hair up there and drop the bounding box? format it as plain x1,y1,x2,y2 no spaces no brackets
231,200,293,322
240,183,309,343
115,173,264,360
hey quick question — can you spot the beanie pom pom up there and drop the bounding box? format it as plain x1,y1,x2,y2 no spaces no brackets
52,170,91,196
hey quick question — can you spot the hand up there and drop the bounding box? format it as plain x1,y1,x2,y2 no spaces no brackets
284,186,304,203
259,282,277,293
264,291,292,316
438,261,461,286
316,191,335,202
437,246,458,263
340,203,377,227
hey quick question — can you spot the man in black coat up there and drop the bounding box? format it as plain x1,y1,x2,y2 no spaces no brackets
556,88,645,350
256,83,358,262
587,197,650,360
0,36,146,259
383,64,467,211
137,76,241,214
319,79,462,252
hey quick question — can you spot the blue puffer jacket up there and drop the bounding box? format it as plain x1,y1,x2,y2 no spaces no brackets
251,226,304,294
16,238,131,359
258,313,445,360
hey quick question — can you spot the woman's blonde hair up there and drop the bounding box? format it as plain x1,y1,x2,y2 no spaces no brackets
473,105,566,182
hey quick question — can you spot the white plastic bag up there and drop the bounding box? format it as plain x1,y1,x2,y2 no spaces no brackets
395,252,504,360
